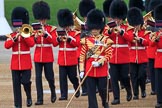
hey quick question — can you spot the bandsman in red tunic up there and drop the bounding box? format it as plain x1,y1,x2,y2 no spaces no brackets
54,9,80,100
105,0,132,105
32,1,57,105
150,4,162,108
79,9,113,108
127,7,150,100
4,7,34,108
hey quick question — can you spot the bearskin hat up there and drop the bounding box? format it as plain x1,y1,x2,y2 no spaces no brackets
109,0,128,20
87,9,105,30
32,1,50,20
129,0,145,11
79,0,96,17
57,9,74,28
154,4,162,21
148,0,162,11
11,7,29,25
103,0,113,17
127,7,144,26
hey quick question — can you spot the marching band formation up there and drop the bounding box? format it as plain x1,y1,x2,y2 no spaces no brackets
3,0,162,108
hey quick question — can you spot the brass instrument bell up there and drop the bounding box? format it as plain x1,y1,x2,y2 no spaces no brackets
19,24,33,38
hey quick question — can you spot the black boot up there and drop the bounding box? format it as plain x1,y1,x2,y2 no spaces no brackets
49,80,57,103
23,82,32,107
125,87,132,101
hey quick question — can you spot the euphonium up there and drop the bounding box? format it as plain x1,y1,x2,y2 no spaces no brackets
73,9,84,31
19,24,33,38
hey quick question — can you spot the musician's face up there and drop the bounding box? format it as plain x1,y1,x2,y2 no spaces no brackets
91,29,100,36
39,19,47,25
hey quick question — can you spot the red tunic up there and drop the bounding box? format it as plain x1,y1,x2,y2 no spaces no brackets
53,30,80,66
4,32,34,70
150,32,162,68
103,24,130,64
127,28,150,63
34,25,57,62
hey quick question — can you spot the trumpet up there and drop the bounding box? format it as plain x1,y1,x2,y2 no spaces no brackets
19,24,33,38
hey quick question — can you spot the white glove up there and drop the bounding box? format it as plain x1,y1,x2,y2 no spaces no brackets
80,71,84,79
92,61,101,67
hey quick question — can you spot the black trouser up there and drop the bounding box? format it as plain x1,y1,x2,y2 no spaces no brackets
149,59,156,92
87,76,108,108
155,68,162,104
12,70,31,107
35,62,56,101
77,58,87,93
59,65,79,98
110,63,131,100
130,63,147,96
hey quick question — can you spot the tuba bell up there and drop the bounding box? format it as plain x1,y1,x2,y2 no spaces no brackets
73,9,84,31
19,24,33,38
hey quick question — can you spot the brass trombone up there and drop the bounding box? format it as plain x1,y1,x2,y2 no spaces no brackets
73,9,84,31
19,24,33,38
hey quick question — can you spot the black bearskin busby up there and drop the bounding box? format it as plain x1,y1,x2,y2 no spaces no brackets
127,7,144,26
87,9,105,31
154,4,162,21
11,7,29,25
145,0,151,12
103,0,113,17
109,0,128,20
79,0,96,17
148,0,162,11
32,1,50,20
57,9,74,28
129,0,145,11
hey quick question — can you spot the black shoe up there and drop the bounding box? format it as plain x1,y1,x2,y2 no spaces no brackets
155,103,162,108
26,99,32,107
133,95,139,100
103,102,109,108
127,93,132,101
35,101,43,105
141,91,146,98
111,99,120,105
51,96,56,103
59,97,67,101
151,91,156,95
81,92,88,96
75,91,80,98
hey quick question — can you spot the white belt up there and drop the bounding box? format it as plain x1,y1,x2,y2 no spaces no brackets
12,51,30,54
112,44,128,48
130,46,145,50
91,55,104,58
36,44,52,47
59,48,77,51
157,49,162,52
